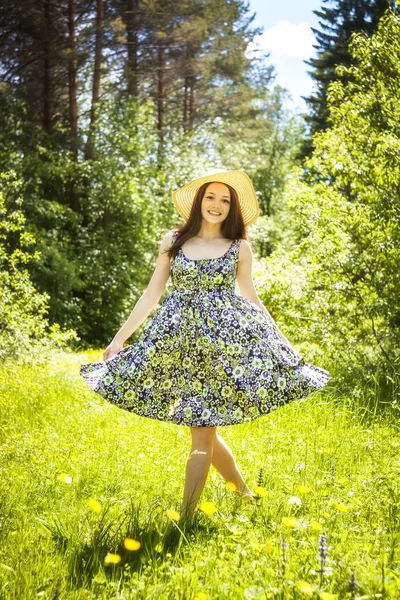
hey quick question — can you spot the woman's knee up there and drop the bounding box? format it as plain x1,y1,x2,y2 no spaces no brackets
190,426,217,449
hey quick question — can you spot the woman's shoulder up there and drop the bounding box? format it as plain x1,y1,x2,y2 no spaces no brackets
170,229,180,242
162,229,179,240
158,229,179,253
237,237,250,248
237,238,252,259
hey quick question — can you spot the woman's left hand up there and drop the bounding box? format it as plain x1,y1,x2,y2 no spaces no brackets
103,339,124,361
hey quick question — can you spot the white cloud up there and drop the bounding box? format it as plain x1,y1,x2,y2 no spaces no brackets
246,21,317,113
257,20,316,59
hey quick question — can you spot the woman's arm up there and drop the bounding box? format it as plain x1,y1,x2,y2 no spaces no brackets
103,231,174,359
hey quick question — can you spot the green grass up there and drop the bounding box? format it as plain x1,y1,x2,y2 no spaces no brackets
0,351,399,599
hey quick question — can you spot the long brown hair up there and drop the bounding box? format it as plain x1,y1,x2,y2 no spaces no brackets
167,181,251,260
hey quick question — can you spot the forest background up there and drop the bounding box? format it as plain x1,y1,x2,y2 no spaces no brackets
1,0,400,400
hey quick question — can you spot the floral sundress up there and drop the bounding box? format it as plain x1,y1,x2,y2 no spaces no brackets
79,233,330,427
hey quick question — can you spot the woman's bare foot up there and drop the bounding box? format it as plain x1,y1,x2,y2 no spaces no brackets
234,490,261,504
180,506,199,523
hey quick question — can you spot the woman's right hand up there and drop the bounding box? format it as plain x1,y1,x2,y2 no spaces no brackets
103,339,124,361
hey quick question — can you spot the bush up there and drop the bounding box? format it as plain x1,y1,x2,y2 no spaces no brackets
0,170,78,362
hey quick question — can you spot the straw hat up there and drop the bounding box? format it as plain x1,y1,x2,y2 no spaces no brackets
172,169,259,226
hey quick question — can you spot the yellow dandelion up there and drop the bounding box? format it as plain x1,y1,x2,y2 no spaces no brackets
296,484,311,494
199,501,217,516
194,593,208,600
254,486,269,497
155,506,163,513
296,581,314,596
124,538,141,551
282,516,299,528
104,553,121,565
335,503,349,513
265,543,273,553
319,592,337,600
310,520,323,531
58,473,72,484
166,509,181,521
10,531,18,536
87,499,102,513
227,481,237,492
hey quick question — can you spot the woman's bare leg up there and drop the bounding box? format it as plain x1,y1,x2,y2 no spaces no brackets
180,426,217,521
211,432,254,496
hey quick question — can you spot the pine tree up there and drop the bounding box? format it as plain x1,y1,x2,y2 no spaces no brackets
300,0,395,158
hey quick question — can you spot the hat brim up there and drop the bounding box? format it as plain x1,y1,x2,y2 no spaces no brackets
172,170,259,226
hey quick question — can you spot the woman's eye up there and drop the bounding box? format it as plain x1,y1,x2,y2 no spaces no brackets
206,196,230,203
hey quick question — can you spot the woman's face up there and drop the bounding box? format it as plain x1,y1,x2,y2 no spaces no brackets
201,182,231,224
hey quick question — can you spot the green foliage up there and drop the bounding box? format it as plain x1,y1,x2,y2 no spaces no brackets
0,96,176,347
301,0,396,157
74,98,166,346
0,170,78,361
256,8,400,395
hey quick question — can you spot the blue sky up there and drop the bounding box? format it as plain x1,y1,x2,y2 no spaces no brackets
247,0,323,114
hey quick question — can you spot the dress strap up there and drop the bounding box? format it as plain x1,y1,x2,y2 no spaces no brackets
227,238,240,272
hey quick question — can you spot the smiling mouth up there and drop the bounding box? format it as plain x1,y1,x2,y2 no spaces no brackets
208,211,222,216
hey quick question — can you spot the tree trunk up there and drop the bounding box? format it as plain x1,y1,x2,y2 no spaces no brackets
84,0,104,160
157,40,165,164
126,0,139,97
68,0,80,211
43,0,53,133
183,75,189,131
68,0,78,159
188,75,195,131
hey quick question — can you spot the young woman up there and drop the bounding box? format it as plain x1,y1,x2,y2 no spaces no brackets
80,169,330,522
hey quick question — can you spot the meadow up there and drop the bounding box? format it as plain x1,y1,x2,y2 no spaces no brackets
0,351,399,599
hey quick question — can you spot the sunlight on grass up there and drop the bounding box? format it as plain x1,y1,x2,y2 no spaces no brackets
0,352,399,598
